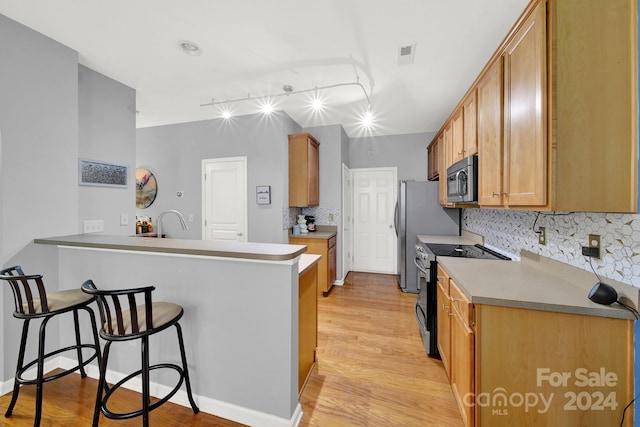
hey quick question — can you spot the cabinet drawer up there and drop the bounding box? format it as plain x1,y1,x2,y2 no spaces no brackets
450,279,472,327
437,265,450,295
328,235,336,248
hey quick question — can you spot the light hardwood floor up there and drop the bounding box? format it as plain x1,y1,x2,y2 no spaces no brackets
0,272,463,426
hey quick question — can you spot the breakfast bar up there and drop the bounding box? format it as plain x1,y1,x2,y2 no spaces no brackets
34,234,316,427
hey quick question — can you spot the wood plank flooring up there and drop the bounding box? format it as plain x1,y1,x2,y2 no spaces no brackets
0,272,463,426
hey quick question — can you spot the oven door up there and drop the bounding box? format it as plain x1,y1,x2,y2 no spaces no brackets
414,257,430,355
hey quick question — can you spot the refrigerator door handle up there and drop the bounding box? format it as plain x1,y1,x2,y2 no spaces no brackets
393,201,399,236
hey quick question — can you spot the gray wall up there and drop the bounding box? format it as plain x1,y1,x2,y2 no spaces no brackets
78,65,136,235
0,14,79,380
349,132,435,181
0,15,137,382
136,112,302,243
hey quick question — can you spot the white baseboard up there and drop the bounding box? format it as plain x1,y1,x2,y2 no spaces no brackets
57,356,303,427
333,279,344,286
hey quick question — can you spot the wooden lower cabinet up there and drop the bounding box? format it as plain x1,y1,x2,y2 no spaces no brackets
474,305,633,426
449,279,474,427
289,234,337,296
298,261,318,394
436,266,451,376
438,270,633,426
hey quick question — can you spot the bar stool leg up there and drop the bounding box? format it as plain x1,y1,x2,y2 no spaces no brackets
175,323,199,414
92,341,111,427
72,309,87,378
141,335,150,427
4,319,30,418
34,316,52,427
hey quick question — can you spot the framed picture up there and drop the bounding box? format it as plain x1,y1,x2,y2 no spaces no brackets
256,185,271,205
79,159,128,188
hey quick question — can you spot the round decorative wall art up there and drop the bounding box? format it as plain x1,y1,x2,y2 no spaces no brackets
136,168,157,209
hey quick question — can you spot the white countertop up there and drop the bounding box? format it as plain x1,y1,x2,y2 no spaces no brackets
298,254,321,275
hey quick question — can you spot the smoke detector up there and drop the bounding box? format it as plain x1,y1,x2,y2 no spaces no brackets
397,43,416,65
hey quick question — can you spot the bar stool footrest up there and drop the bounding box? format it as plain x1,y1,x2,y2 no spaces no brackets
15,343,100,385
101,363,186,420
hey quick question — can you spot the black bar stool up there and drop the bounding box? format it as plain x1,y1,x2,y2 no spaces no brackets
0,265,102,427
81,279,199,427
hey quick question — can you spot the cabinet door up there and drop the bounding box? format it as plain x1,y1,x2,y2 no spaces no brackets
503,2,547,206
477,58,504,207
437,281,451,377
450,306,474,427
307,138,319,206
289,133,320,207
439,126,454,207
427,139,439,180
328,243,336,290
451,108,465,163
463,90,478,157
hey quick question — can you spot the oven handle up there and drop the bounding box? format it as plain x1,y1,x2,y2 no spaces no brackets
414,257,429,276
415,302,427,332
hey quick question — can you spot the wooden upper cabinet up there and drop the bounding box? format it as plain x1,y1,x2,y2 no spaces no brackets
477,57,504,207
502,1,547,207
463,90,478,157
451,108,465,163
431,0,638,213
440,125,455,207
427,138,439,181
289,133,320,207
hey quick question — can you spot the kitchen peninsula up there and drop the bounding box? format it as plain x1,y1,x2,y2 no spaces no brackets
34,234,316,427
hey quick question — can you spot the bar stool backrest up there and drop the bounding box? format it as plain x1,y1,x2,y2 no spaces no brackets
81,279,155,337
0,265,50,315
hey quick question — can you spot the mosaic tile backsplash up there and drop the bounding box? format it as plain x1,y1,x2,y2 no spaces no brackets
462,209,640,287
283,207,341,229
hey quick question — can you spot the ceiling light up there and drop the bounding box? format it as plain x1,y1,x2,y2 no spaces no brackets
178,40,202,56
260,102,274,115
311,97,324,111
361,109,374,128
201,78,373,125
221,108,232,120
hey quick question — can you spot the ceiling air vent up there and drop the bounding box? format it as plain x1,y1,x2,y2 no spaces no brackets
397,43,416,65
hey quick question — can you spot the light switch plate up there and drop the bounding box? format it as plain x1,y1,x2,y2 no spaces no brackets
120,214,129,226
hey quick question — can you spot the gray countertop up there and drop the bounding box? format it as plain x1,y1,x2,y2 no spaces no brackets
436,255,636,320
35,234,307,261
417,233,637,320
289,225,337,240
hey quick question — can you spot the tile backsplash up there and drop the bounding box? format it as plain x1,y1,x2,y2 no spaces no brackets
283,207,341,229
463,209,640,287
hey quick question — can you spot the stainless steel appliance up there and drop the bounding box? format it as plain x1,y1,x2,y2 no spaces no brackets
415,240,510,357
446,155,478,204
394,180,460,293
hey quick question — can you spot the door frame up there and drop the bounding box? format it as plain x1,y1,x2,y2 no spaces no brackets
341,163,353,278
350,166,398,274
201,156,248,241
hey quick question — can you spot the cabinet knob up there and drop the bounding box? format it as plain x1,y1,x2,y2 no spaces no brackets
491,192,500,197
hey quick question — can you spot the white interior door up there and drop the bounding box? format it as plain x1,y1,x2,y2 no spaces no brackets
342,164,353,277
202,157,247,241
352,167,397,274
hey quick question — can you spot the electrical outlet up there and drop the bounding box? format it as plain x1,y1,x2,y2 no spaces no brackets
589,234,601,259
83,220,104,233
538,226,546,245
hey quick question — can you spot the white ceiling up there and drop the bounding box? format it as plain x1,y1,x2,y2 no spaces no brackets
0,0,530,138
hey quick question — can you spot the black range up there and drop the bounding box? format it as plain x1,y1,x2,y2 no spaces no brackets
414,241,510,358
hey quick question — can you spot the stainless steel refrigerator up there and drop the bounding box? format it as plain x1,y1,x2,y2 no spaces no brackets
395,180,460,293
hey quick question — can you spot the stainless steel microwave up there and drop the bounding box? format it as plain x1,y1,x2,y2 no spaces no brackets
446,155,478,203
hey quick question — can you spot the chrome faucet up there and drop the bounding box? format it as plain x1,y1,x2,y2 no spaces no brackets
156,210,189,238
